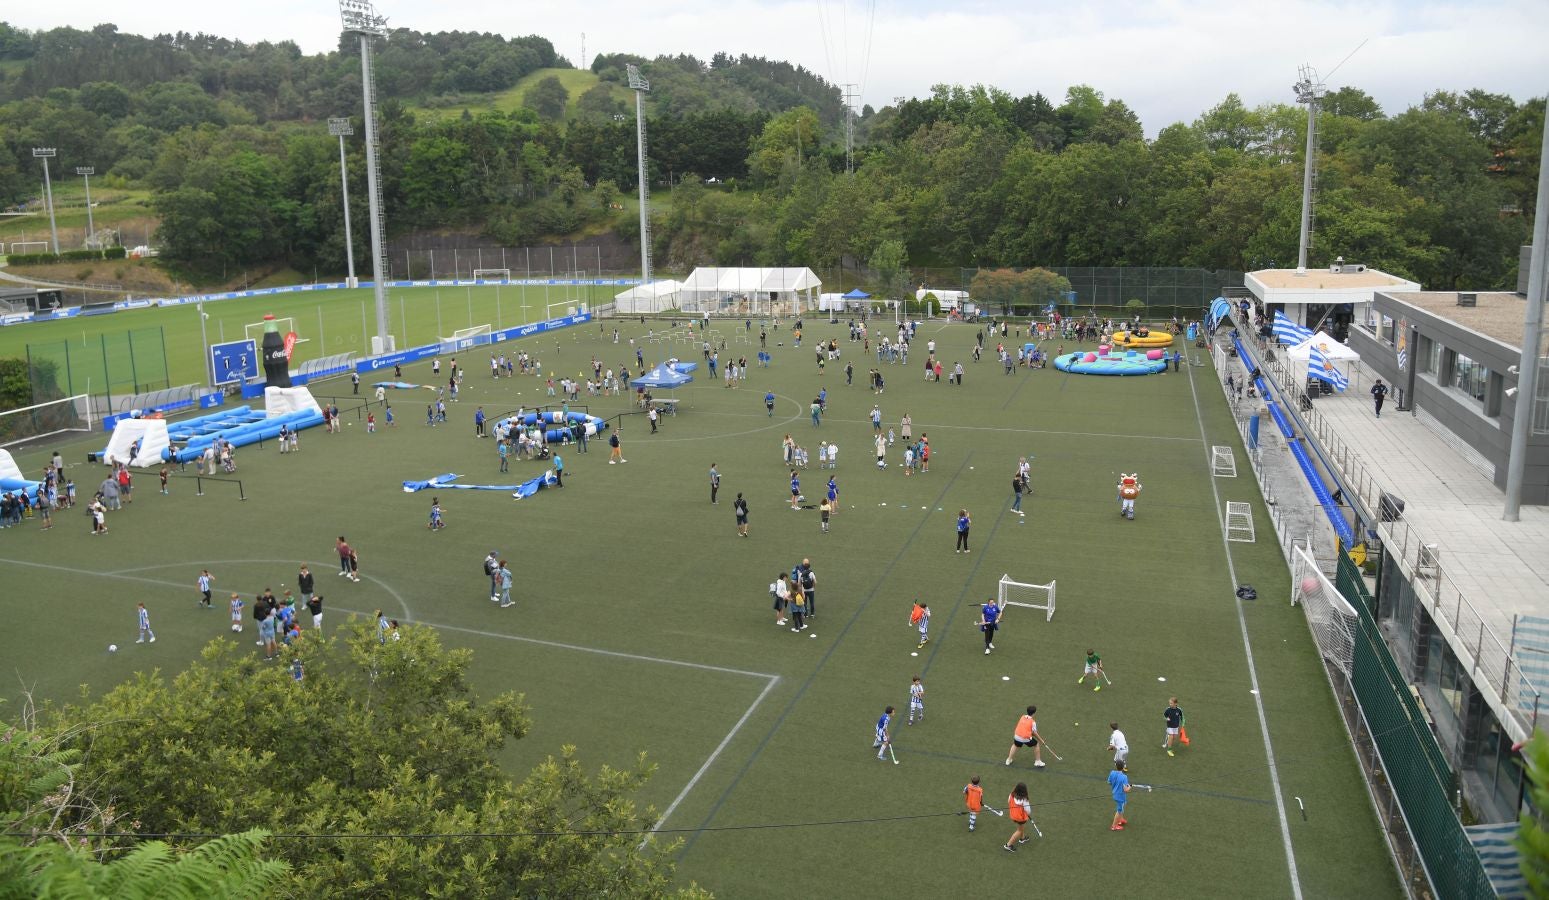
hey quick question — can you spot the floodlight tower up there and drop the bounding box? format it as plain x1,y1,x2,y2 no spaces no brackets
340,0,392,352
627,64,652,287
1292,64,1326,275
75,167,95,248
32,148,59,255
328,118,358,288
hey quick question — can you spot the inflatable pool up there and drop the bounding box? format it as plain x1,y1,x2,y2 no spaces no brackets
1112,329,1174,349
1054,350,1168,376
496,410,611,444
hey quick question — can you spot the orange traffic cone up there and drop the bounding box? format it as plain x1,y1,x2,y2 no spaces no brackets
1180,726,1191,746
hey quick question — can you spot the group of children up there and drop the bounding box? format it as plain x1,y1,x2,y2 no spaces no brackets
866,638,1191,844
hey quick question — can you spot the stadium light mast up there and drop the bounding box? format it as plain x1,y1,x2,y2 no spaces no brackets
1292,65,1326,276
75,167,96,249
627,64,651,287
340,0,392,352
327,118,358,288
32,148,59,255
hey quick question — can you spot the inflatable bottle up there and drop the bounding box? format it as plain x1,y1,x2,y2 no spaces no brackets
261,315,292,388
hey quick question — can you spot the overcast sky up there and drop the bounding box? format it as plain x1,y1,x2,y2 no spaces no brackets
10,0,1548,133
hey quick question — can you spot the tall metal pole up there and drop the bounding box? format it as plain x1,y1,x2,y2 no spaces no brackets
198,302,212,388
76,167,95,248
359,35,389,349
1503,107,1549,521
341,0,390,352
33,149,59,255
329,118,358,288
1293,66,1324,276
628,65,651,287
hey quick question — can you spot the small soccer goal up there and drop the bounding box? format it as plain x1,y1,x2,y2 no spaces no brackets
440,324,493,352
999,574,1056,622
472,268,511,283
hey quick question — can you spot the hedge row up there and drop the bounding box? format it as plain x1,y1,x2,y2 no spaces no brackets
5,247,127,265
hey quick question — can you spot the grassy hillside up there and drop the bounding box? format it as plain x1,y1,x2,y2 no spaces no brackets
413,67,635,127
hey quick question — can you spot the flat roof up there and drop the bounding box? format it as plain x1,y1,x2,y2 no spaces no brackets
1251,268,1418,290
1380,291,1527,350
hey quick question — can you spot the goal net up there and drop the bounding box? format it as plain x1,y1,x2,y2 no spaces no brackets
998,574,1056,622
0,394,98,447
473,269,511,283
1291,545,1357,676
441,324,492,352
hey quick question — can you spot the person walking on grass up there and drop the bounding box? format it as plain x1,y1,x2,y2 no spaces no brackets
955,509,972,553
709,464,721,504
609,429,626,464
734,492,750,537
962,777,988,832
229,593,244,632
790,470,802,510
1109,760,1132,831
498,560,514,608
336,537,352,577
1006,706,1046,767
914,603,931,648
765,391,776,416
789,578,808,632
978,597,1000,655
136,602,155,644
196,569,214,609
1003,783,1032,851
873,706,894,760
308,593,323,630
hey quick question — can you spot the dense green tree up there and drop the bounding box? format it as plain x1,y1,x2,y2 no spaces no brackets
55,622,705,898
525,75,569,122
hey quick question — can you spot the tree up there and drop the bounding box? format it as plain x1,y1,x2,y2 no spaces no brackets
746,107,821,189
56,622,703,898
0,715,288,898
1324,86,1384,121
576,83,621,120
525,76,569,122
868,238,908,298
1518,730,1549,896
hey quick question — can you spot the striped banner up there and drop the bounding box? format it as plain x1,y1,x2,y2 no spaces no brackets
1273,311,1314,345
1396,317,1410,372
1307,343,1350,392
1465,822,1528,898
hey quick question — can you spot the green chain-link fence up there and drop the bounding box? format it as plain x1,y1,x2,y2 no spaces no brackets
1334,552,1495,899
26,326,169,409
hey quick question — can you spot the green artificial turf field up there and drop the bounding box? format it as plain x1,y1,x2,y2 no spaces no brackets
0,313,1400,898
0,282,617,397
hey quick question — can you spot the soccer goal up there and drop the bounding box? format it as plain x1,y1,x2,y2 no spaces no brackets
440,324,492,352
999,574,1056,622
472,268,511,283
1290,546,1356,676
0,394,98,447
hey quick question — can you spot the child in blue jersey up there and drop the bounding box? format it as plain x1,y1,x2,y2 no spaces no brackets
789,471,802,510
873,706,894,759
826,477,838,512
907,676,925,724
428,497,445,530
135,602,155,644
1109,760,1132,830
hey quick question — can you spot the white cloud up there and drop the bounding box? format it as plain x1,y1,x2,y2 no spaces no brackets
10,0,1547,133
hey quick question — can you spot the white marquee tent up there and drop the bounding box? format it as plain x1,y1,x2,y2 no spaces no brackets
676,267,822,316
1285,331,1361,363
613,279,683,314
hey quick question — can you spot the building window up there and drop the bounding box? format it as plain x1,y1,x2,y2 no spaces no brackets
1420,337,1441,374
1380,315,1396,346
1451,353,1490,409
1534,358,1549,436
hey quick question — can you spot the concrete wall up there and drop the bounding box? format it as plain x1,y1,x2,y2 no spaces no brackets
1357,293,1549,505
1520,245,1532,297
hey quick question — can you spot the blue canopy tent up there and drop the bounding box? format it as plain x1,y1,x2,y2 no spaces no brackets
841,289,871,299
630,363,692,413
